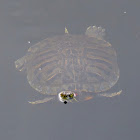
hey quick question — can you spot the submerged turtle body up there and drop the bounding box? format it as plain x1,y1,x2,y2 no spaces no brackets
15,26,121,104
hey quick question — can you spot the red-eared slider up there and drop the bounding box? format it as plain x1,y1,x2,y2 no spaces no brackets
15,26,122,104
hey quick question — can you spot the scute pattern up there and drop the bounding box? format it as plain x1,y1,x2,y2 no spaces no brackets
22,35,119,95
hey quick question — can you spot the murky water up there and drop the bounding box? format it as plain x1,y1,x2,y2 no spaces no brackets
0,0,140,140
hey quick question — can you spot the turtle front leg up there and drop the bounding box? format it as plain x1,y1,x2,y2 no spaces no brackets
99,90,122,97
28,97,55,104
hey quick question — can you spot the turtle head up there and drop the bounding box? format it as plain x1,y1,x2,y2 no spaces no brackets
58,91,78,104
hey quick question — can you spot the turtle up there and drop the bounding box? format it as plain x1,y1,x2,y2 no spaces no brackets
15,26,122,104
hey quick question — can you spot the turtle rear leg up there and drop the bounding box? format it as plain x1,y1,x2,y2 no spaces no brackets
15,55,27,71
85,26,105,40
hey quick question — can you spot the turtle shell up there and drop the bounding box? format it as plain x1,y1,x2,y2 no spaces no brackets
15,26,119,96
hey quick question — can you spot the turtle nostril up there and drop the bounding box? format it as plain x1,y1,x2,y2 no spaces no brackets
64,101,67,104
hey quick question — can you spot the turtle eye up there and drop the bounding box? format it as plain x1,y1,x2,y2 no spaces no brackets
69,94,73,98
69,95,72,98
61,93,64,97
